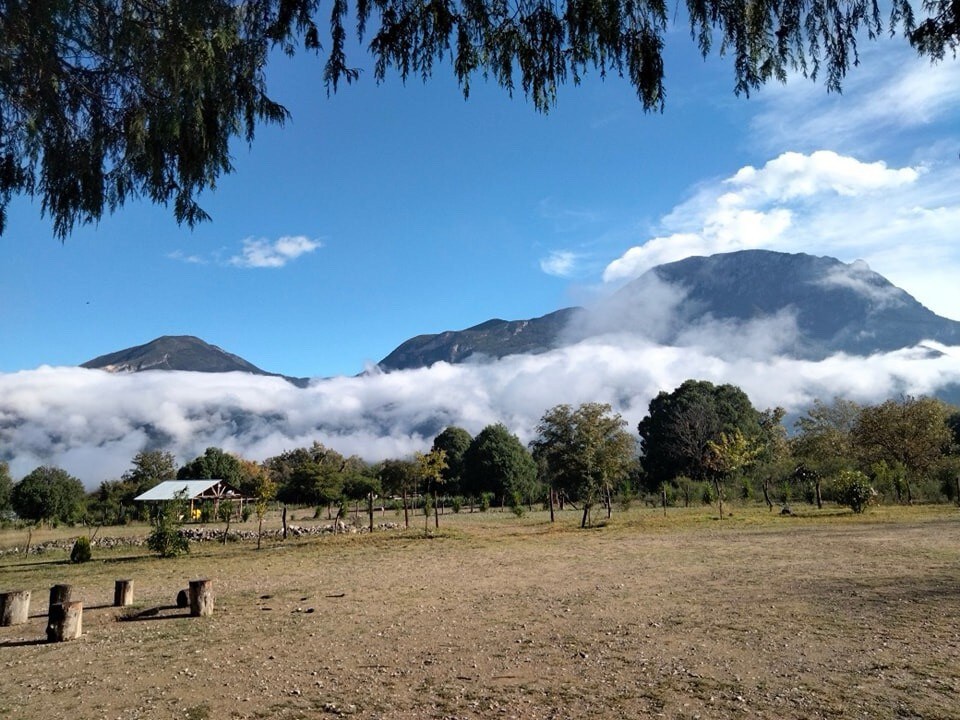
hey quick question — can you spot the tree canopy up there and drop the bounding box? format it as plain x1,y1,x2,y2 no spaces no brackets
2,0,955,237
11,465,86,524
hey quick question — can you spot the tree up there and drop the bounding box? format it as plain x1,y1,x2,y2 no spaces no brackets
638,380,761,488
791,397,860,508
11,466,86,524
253,472,277,549
532,403,636,527
852,396,952,504
704,429,760,519
0,461,12,515
178,446,245,486
751,407,792,511
415,449,448,531
147,490,190,557
432,426,473,497
462,424,538,511
3,0,954,238
378,458,418,529
124,450,178,494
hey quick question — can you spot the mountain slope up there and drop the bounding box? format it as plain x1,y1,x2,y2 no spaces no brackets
378,308,582,371
82,335,310,387
378,250,960,369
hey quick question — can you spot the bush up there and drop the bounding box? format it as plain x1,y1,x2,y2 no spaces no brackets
479,492,493,512
834,470,877,514
241,505,253,522
147,506,189,558
509,491,524,517
451,496,463,514
70,535,92,563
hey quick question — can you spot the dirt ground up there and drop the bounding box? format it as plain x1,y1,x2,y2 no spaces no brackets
1,505,959,719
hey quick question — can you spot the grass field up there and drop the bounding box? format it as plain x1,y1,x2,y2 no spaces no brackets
1,503,959,719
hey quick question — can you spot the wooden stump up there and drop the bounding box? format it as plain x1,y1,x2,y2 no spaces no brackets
46,601,83,642
0,590,31,626
49,584,72,608
188,579,213,617
113,580,134,607
175,589,189,608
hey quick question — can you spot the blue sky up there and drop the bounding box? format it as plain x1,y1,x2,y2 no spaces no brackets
0,27,902,379
2,27,959,484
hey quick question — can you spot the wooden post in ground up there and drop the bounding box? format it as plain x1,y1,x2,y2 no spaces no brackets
113,580,134,607
188,579,213,617
49,584,72,608
0,590,31,626
46,601,82,642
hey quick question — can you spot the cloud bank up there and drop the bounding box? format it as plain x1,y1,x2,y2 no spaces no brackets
4,333,959,487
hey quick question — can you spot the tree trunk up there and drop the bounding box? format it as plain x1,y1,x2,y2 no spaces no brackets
905,477,913,505
402,488,409,529
189,579,214,617
0,590,30,626
46,601,82,642
222,515,231,544
434,492,440,529
282,505,288,540
661,482,668,517
955,474,960,507
257,515,264,550
113,580,133,607
815,478,823,509
762,477,773,511
580,504,590,529
605,484,612,519
714,477,724,520
549,486,555,523
368,492,374,532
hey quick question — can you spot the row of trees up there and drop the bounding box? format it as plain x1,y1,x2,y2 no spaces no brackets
3,381,959,528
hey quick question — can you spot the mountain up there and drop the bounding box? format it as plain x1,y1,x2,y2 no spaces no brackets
378,250,960,369
82,335,311,387
378,308,582,371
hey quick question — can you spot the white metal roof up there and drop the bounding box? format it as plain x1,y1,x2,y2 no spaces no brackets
134,479,230,501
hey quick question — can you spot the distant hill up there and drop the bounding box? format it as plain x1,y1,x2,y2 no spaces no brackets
82,335,310,387
378,250,960,369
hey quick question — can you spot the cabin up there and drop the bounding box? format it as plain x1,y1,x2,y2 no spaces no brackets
134,479,246,519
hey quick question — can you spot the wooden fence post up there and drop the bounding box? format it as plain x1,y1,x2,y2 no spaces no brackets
188,579,213,617
0,590,31,626
114,580,134,607
46,601,83,642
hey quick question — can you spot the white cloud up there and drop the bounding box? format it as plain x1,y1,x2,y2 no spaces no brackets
229,235,322,268
750,40,960,152
601,150,960,320
540,250,579,277
3,333,960,488
167,250,208,265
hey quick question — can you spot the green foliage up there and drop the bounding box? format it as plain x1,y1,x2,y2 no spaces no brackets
147,493,190,558
638,380,761,486
124,450,178,495
432,426,473,496
833,470,877,514
479,493,493,512
270,443,346,506
509,491,525,517
11,466,86,524
70,535,92,563
462,424,537,505
179,447,245,487
451,496,463,514
0,462,12,515
532,403,635,526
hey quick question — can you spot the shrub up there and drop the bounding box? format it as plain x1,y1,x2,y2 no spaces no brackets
509,491,524,517
834,470,877,514
241,505,253,522
479,492,493,512
451,496,462,514
70,535,92,563
147,503,189,558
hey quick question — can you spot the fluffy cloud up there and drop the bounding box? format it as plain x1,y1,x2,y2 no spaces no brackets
229,235,322,268
539,250,579,277
601,150,960,320
3,331,959,487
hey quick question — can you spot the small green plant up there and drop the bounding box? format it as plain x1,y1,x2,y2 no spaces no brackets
241,504,253,522
70,535,92,563
451,496,462,513
147,492,189,557
479,492,493,512
509,491,525,517
834,470,877,514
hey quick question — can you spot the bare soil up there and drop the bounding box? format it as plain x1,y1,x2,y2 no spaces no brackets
2,505,959,719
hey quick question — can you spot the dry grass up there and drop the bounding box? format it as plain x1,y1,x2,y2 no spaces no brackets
2,503,959,719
